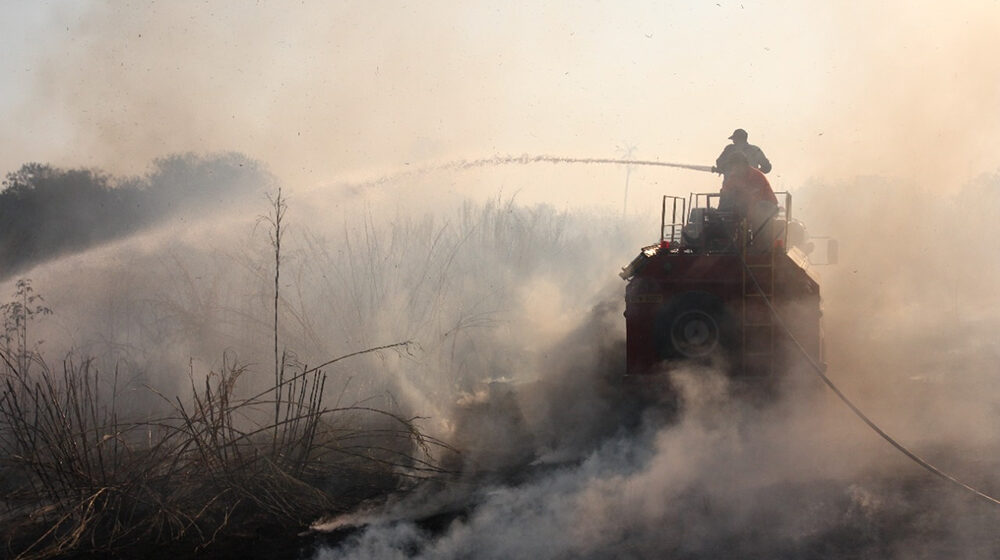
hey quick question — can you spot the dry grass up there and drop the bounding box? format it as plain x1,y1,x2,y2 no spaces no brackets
0,193,458,558
0,344,450,559
0,195,638,558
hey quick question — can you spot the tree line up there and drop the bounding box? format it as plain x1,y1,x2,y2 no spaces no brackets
0,152,273,278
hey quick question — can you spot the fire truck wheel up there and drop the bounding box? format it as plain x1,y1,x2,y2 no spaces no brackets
657,292,736,360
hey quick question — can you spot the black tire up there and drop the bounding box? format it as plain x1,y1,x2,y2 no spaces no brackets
655,292,736,360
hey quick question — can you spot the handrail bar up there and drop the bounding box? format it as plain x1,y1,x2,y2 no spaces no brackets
660,195,687,245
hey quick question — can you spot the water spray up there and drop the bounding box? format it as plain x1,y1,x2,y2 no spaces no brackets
336,154,717,191
507,155,716,173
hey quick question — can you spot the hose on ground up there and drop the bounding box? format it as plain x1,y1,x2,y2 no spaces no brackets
739,247,1000,507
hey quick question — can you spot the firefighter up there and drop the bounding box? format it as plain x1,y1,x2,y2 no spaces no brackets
714,128,771,175
719,151,779,249
718,151,777,216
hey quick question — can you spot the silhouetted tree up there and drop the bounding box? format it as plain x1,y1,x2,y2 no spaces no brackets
0,152,273,278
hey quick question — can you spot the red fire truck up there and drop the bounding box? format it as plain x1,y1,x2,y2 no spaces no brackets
620,193,831,390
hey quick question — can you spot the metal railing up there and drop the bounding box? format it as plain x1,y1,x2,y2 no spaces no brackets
689,192,722,212
773,191,791,251
660,195,687,245
659,191,793,253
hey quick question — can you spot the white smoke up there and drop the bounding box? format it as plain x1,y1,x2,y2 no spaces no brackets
317,360,999,559
308,171,1000,559
4,159,1000,559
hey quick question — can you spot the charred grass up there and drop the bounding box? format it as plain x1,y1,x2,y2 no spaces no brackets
0,349,450,559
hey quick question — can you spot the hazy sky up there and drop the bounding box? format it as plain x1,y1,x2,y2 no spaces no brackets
2,1,998,209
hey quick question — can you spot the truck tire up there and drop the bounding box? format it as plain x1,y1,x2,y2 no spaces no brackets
656,291,736,360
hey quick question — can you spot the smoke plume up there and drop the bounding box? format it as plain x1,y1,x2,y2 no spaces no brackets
2,2,1000,557
307,168,1000,559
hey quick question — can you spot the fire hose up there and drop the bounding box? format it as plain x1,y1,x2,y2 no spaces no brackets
556,158,716,173
739,248,1000,507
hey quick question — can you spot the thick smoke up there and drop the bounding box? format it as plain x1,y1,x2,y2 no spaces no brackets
3,155,1000,558
313,403,990,559
306,169,1000,559
316,354,999,559
3,2,1000,557
4,160,1000,558
2,170,642,420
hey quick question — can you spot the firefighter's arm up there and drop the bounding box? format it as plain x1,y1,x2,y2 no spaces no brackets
755,147,772,173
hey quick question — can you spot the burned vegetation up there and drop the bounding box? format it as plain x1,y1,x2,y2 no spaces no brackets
0,348,450,559
0,172,627,558
0,189,455,558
